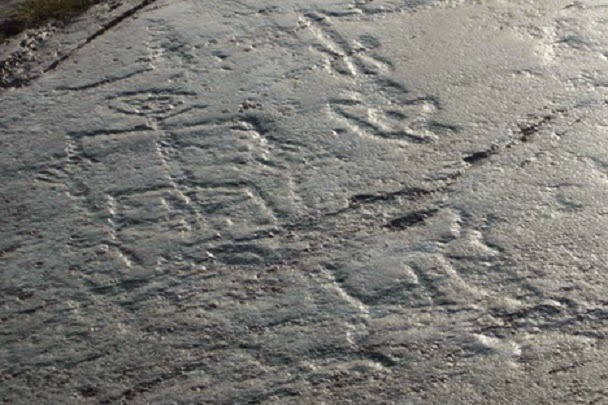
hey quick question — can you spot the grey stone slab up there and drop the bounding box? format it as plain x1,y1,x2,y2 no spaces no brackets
2,0,608,403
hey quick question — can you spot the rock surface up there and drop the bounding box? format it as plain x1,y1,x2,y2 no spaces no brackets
2,0,608,403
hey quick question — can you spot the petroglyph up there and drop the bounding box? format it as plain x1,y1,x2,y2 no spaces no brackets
3,0,608,403
107,89,199,121
297,13,456,143
165,119,301,221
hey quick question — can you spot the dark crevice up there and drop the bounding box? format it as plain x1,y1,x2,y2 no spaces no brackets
517,114,554,142
361,350,398,367
385,207,439,230
0,242,23,258
463,149,494,165
350,186,436,205
462,109,568,166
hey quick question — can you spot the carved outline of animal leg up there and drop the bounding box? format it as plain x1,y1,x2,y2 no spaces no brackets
66,125,203,269
108,184,210,273
62,133,139,270
103,194,141,269
155,131,205,237
242,173,297,223
205,118,301,220
238,126,301,219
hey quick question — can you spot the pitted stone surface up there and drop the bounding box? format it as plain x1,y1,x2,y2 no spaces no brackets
2,1,608,403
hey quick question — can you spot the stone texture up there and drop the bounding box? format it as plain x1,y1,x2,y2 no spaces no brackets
2,0,608,403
